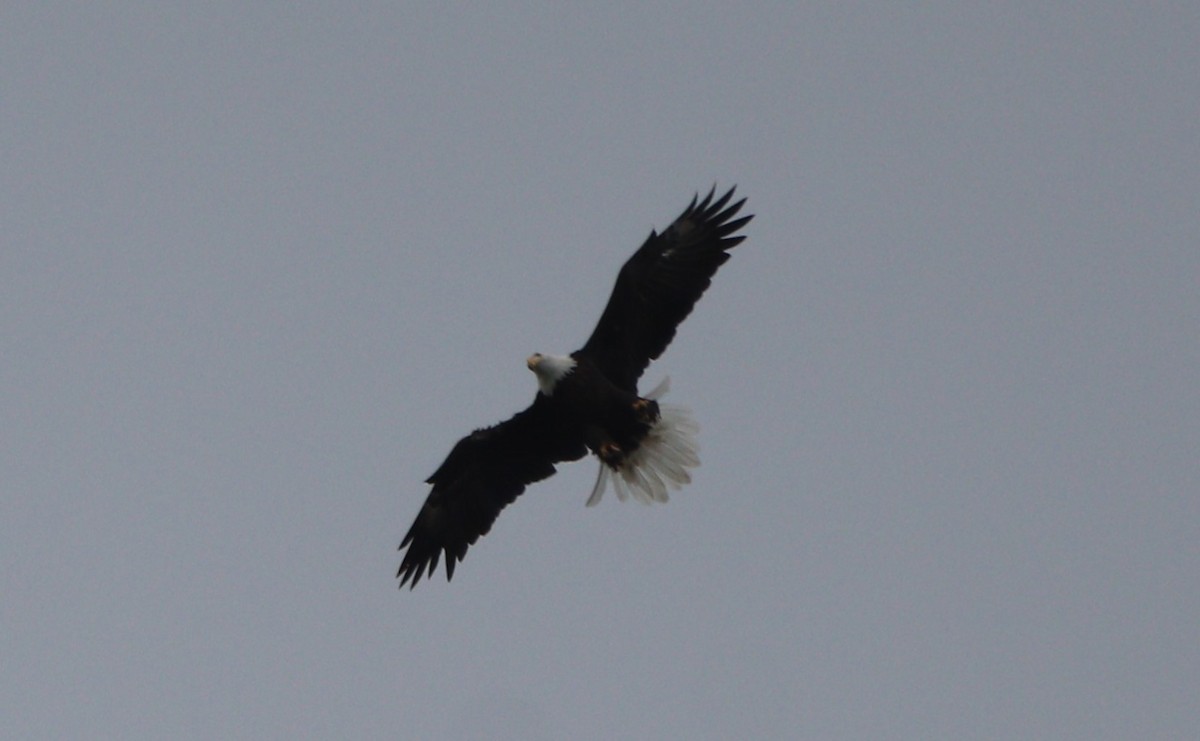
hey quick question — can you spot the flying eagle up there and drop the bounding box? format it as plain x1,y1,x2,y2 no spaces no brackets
398,186,752,588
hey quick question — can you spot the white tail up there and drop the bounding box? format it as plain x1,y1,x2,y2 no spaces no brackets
586,377,700,507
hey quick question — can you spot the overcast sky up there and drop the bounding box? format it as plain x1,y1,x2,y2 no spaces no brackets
3,3,1197,739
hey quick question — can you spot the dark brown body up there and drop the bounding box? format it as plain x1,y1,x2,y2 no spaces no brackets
557,354,660,468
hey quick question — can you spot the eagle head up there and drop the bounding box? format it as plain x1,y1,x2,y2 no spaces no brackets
526,352,576,396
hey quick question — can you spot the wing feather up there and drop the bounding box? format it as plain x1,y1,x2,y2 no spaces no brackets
397,396,586,588
577,186,752,390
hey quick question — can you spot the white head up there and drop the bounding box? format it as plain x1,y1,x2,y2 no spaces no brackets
526,352,576,396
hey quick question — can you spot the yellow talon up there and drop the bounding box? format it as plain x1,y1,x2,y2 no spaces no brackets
632,398,657,424
599,441,623,466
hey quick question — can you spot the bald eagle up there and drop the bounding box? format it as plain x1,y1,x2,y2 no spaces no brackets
398,186,752,588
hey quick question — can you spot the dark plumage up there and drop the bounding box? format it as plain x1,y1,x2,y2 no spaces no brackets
398,186,752,588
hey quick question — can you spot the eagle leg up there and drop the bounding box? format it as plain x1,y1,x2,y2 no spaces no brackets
598,440,624,467
632,398,660,425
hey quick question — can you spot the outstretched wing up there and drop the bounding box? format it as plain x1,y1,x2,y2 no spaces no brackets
397,395,586,588
577,186,752,391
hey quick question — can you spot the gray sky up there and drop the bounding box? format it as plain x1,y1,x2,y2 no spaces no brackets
3,3,1197,739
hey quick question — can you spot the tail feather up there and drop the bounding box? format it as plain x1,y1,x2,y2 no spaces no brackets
586,378,700,507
